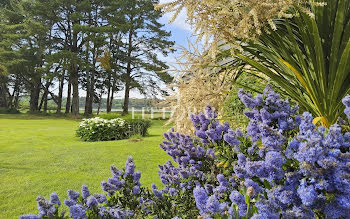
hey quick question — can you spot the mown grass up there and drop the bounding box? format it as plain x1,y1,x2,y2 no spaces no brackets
0,114,172,218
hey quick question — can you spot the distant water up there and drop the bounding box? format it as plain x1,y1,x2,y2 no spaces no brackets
79,108,173,113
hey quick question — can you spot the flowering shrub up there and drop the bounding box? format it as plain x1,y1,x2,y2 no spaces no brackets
21,86,350,219
76,117,151,142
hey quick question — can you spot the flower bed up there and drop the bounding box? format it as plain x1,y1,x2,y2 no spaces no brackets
21,86,350,219
76,117,151,142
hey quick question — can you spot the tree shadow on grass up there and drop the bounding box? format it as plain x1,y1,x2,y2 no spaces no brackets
144,134,160,138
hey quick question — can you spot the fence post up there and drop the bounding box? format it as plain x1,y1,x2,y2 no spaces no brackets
163,108,166,119
151,107,154,120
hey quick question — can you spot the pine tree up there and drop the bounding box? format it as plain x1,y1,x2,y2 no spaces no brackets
117,0,174,114
0,0,174,114
0,0,51,112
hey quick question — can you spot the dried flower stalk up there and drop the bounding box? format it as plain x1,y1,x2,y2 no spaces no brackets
165,43,246,134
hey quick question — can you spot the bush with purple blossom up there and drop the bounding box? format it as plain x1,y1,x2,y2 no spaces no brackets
21,86,350,219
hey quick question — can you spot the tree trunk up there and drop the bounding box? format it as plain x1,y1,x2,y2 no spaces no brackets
85,68,95,116
85,40,97,116
9,76,20,109
0,87,8,108
106,71,112,113
39,81,50,111
97,89,103,115
65,77,72,114
14,91,19,109
29,78,41,113
109,79,117,112
71,67,79,116
84,38,91,116
71,20,80,116
84,65,91,116
84,87,91,116
56,74,65,113
122,27,134,115
0,77,8,108
122,79,130,115
43,95,48,113
85,69,95,116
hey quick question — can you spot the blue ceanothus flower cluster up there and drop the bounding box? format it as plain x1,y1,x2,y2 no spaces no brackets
21,87,350,219
344,95,350,120
191,87,350,219
20,157,145,219
20,185,108,219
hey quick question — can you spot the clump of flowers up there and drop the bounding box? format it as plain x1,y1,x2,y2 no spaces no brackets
190,87,350,218
20,157,146,219
21,86,350,219
343,95,350,120
76,117,151,142
76,117,127,141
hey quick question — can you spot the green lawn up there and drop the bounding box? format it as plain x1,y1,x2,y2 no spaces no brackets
0,114,171,218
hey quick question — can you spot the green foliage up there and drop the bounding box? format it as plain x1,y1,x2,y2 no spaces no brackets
127,119,152,137
0,107,20,114
99,112,123,120
223,72,268,129
233,0,350,126
223,88,249,130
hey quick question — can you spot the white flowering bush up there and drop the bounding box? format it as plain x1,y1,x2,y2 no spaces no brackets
76,117,150,142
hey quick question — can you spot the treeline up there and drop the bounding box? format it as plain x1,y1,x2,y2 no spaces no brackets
0,0,174,115
19,96,161,112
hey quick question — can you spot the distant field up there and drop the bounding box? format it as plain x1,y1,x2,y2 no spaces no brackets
0,114,172,218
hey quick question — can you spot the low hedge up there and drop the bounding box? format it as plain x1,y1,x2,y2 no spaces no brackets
76,117,151,142
127,119,151,137
0,107,20,114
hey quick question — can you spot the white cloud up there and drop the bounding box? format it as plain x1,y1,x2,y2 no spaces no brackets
162,11,193,32
159,0,193,33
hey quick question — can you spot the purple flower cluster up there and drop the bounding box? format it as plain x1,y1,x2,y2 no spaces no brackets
283,115,350,218
21,158,142,219
159,129,216,187
343,95,350,120
99,156,145,217
193,176,255,218
239,85,299,149
233,151,286,182
192,87,350,219
19,194,60,219
101,156,141,195
191,106,241,147
63,185,108,219
20,185,108,219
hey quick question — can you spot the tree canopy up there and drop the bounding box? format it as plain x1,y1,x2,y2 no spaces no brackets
0,0,174,115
